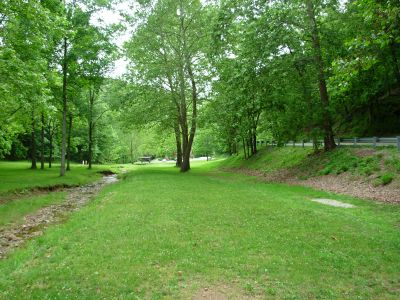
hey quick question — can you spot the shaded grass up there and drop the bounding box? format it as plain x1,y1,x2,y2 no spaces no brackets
0,163,399,299
0,192,66,228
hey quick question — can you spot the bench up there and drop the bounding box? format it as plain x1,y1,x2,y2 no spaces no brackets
138,157,152,164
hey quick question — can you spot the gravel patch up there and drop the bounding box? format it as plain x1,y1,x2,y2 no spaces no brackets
311,198,355,208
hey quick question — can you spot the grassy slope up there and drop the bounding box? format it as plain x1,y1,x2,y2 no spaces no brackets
219,146,400,185
219,147,313,173
0,163,399,299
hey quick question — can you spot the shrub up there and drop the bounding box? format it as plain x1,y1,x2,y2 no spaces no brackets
336,165,349,174
320,166,332,175
381,173,394,185
385,157,400,173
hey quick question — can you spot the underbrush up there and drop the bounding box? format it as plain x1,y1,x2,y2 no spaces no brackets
318,149,381,176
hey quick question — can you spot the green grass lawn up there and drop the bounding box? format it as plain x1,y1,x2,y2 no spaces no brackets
0,192,66,228
0,162,399,299
0,161,124,195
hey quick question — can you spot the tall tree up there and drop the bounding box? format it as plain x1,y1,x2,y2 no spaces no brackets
126,0,211,171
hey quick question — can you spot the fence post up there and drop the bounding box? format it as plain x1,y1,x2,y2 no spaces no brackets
337,137,341,147
353,137,357,146
293,141,295,147
397,136,400,151
373,137,377,148
302,140,305,148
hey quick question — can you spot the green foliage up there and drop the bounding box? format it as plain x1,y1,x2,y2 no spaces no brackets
385,157,400,173
319,150,359,175
308,149,382,177
373,173,394,186
381,173,394,185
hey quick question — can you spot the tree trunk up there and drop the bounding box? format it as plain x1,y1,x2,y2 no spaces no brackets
313,137,319,151
180,63,198,172
88,123,93,170
174,121,182,167
130,136,133,164
252,132,257,155
178,60,190,172
180,131,190,172
48,121,53,168
60,37,68,176
233,140,237,155
242,137,247,159
31,108,37,170
49,135,53,168
66,113,73,171
306,0,336,151
88,88,94,170
40,113,45,170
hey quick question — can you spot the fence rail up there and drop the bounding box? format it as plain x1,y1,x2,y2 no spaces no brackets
256,136,400,150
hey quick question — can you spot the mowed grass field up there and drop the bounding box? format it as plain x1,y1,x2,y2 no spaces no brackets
0,162,399,299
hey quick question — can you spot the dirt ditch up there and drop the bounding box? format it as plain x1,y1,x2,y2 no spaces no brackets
0,174,118,259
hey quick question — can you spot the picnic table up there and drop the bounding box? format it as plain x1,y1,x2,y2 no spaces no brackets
138,157,152,163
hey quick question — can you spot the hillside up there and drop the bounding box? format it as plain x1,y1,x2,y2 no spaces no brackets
220,146,400,204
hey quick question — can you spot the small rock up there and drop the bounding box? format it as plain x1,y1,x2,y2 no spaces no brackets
6,234,16,241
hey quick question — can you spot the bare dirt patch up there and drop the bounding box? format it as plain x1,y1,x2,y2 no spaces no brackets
0,174,118,259
354,149,376,157
0,184,71,204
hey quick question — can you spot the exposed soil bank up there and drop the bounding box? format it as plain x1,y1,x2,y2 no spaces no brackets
0,184,74,204
0,174,118,259
97,170,116,176
227,168,400,204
